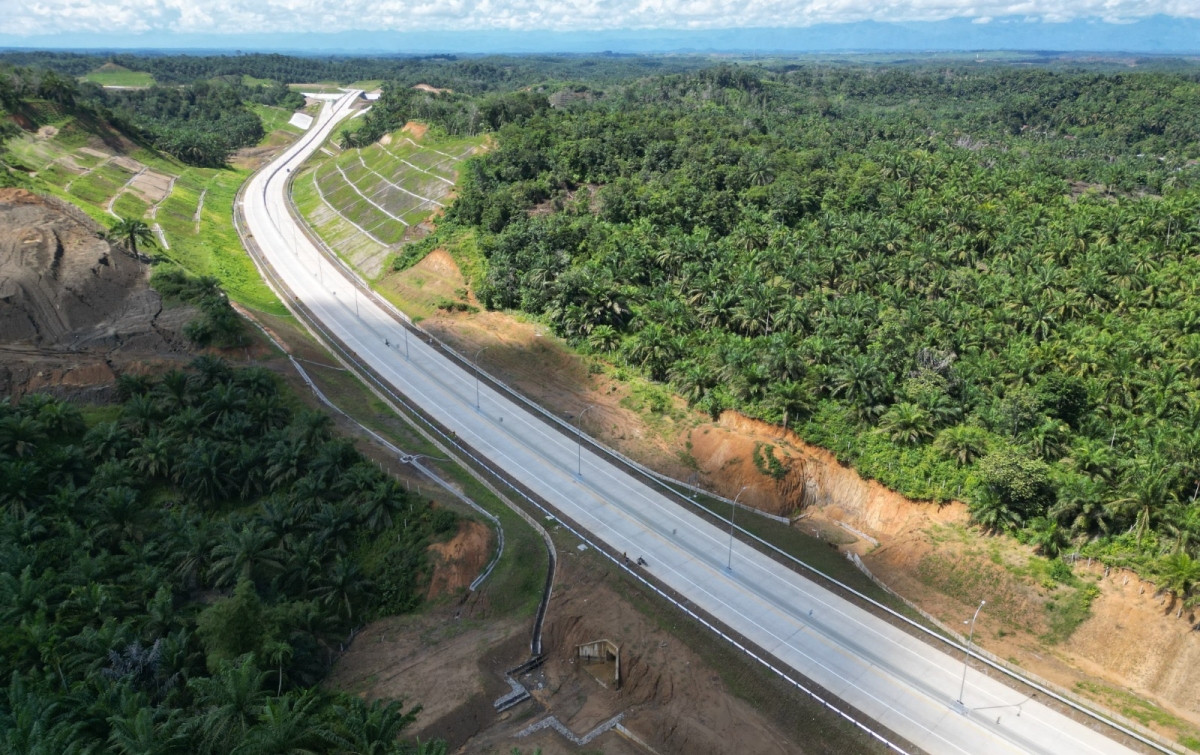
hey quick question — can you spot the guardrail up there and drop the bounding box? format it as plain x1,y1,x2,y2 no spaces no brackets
244,99,1174,755
236,101,912,754
281,180,1176,753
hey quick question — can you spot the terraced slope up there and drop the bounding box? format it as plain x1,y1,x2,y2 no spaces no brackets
292,126,485,277
3,114,300,314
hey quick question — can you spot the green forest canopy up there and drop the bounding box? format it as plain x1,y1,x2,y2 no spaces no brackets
0,64,303,166
0,360,457,754
406,64,1200,577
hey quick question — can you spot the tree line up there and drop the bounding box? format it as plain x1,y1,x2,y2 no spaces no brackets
0,51,711,93
418,64,1200,597
0,359,459,754
0,64,299,167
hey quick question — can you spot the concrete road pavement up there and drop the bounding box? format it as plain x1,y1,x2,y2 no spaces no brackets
241,92,1141,755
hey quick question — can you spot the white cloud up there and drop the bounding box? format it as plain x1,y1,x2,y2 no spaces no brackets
2,0,1198,35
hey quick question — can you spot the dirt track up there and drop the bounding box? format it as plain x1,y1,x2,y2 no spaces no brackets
329,535,884,755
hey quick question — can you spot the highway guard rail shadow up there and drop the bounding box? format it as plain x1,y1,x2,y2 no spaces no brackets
280,178,1179,755
234,108,916,755
236,97,1176,755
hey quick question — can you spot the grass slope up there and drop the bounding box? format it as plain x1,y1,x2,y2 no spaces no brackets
81,64,155,88
2,110,286,314
292,124,483,278
250,103,303,144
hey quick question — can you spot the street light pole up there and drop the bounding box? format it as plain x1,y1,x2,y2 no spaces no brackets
957,599,987,708
473,346,489,410
727,485,750,571
574,405,595,478
403,326,410,361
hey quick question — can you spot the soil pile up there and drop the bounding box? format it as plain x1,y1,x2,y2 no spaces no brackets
425,519,491,600
0,188,191,397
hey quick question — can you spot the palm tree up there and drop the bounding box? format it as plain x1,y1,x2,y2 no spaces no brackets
129,431,174,479
264,641,293,697
83,421,132,461
175,439,236,504
357,479,406,533
291,410,333,446
1157,552,1200,618
878,403,933,446
969,489,1022,533
105,218,157,259
210,525,285,588
190,356,233,389
0,414,46,458
1048,474,1111,537
1111,463,1178,545
623,323,679,381
934,425,989,466
331,697,417,755
311,503,357,557
234,691,331,755
35,399,85,438
1026,516,1068,558
313,557,366,621
1162,501,1200,554
767,380,811,432
188,657,270,755
586,324,621,352
107,705,183,755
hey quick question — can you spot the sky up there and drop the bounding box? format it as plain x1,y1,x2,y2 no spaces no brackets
4,0,1200,35
2,0,1200,52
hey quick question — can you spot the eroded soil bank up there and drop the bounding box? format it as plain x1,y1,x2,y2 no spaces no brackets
378,247,1200,746
328,533,892,755
0,188,195,398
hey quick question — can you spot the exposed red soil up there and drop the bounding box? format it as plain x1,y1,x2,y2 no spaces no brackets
426,519,491,600
379,247,1200,742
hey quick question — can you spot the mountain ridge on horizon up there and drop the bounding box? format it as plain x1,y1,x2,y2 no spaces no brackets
2,15,1199,56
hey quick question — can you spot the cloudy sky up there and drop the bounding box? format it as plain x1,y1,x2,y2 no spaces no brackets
4,0,1199,36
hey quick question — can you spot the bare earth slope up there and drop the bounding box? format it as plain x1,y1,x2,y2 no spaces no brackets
0,188,192,397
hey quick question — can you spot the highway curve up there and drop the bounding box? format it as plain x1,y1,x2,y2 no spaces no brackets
240,92,1140,755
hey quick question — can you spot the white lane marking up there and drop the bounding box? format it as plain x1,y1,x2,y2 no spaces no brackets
246,93,1130,755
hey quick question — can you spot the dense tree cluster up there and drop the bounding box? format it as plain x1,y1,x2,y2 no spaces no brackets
342,85,549,147
150,267,250,349
0,361,456,754
99,81,265,167
432,65,1200,574
0,51,711,93
0,65,294,166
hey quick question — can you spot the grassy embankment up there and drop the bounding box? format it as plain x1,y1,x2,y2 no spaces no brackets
4,113,283,314
4,103,546,619
250,103,305,142
291,124,483,278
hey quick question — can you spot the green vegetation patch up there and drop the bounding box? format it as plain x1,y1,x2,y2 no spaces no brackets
81,64,156,88
250,103,303,143
112,190,149,219
1076,681,1200,749
403,64,1200,595
0,364,450,754
156,167,286,315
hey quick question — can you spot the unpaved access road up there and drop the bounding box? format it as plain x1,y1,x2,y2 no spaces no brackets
241,92,1140,755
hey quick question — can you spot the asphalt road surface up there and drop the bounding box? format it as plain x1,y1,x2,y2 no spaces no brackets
242,92,1140,755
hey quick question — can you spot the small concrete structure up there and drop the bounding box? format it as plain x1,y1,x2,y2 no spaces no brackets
288,112,314,131
577,639,620,689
